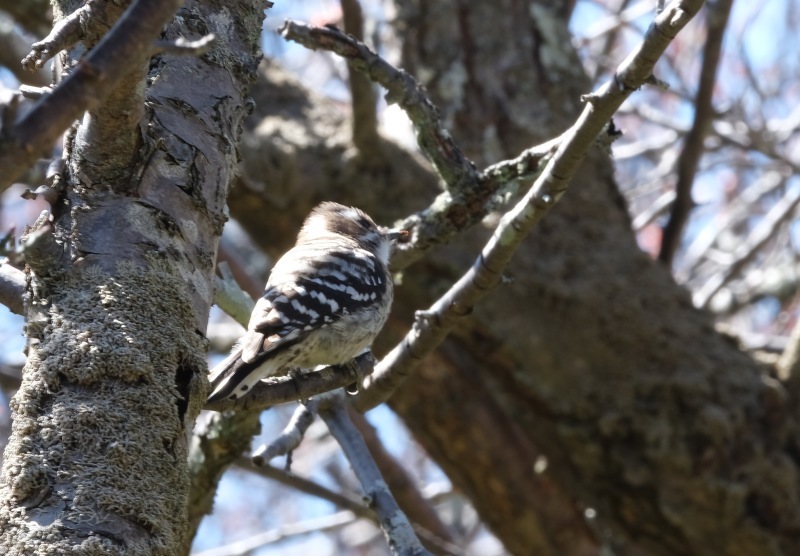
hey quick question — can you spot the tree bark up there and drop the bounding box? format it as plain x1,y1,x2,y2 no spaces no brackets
0,1,265,553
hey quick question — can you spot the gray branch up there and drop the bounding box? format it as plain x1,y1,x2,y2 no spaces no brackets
251,403,316,465
0,262,25,315
0,0,184,190
318,392,432,556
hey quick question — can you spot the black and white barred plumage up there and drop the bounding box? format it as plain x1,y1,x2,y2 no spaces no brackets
207,202,401,403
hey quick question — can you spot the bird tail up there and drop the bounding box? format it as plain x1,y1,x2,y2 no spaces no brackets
207,348,261,404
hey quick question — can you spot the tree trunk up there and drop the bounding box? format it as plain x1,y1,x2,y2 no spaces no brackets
0,2,264,553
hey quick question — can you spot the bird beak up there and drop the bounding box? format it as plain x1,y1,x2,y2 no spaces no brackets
385,228,409,244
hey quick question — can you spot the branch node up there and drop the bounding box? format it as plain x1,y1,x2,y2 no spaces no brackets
580,92,601,104
21,185,61,206
21,214,67,277
22,4,90,71
644,74,670,90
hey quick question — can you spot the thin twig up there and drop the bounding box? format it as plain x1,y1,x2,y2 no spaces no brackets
193,511,362,556
216,239,265,300
21,2,89,70
280,19,476,192
679,168,789,280
279,20,580,269
205,351,376,412
348,410,459,552
693,184,800,308
213,261,256,329
236,457,378,522
18,85,53,100
241,453,465,555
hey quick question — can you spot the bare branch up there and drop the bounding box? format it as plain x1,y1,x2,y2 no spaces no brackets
279,19,569,269
355,0,708,410
280,19,476,192
0,0,184,190
193,511,361,556
349,410,459,551
21,3,89,71
0,261,25,315
212,261,256,330
216,240,264,300
318,392,432,556
341,0,381,155
251,403,316,465
241,454,464,555
237,457,378,522
188,409,262,540
679,168,789,279
18,85,53,100
658,0,733,265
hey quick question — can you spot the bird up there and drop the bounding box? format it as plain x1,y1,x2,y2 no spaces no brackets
207,201,403,404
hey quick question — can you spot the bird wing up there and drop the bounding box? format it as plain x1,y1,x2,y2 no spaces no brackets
207,247,389,404
242,247,389,362
240,293,306,363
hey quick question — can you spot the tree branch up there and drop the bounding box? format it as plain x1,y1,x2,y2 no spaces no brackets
0,261,24,315
340,0,381,156
356,0,708,410
658,0,733,265
205,351,376,413
0,0,184,190
236,457,378,522
348,410,458,551
317,392,432,556
21,2,89,71
193,511,361,556
280,19,476,193
251,403,315,465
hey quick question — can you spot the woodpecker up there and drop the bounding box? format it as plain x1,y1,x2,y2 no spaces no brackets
208,202,402,403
